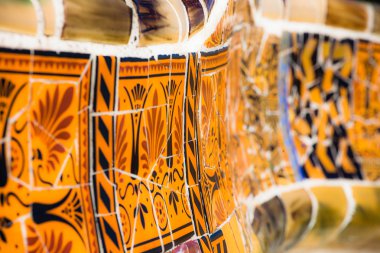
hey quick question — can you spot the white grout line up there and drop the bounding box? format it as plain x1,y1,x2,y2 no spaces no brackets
113,95,129,253
95,212,117,218
199,0,208,23
91,104,167,117
366,3,375,33
125,0,139,46
87,56,105,253
28,50,35,188
53,146,74,186
337,183,356,234
53,0,65,38
28,78,78,85
166,0,187,43
30,0,44,37
303,185,319,236
147,180,165,253
19,215,29,253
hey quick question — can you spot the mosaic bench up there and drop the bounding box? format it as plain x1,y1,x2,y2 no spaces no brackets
0,0,379,252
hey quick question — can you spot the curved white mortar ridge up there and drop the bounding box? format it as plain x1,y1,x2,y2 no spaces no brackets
125,0,140,46
0,0,228,57
250,179,380,207
302,186,319,242
337,183,356,235
255,15,380,43
366,3,375,33
31,0,44,37
53,0,65,38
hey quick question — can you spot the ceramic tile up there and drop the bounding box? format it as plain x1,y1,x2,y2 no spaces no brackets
260,0,284,20
197,234,212,253
92,56,117,113
210,229,228,252
239,31,295,190
204,0,215,12
325,0,368,31
132,181,164,252
298,186,348,248
350,40,380,181
0,219,25,252
134,0,185,45
152,185,175,251
280,189,312,249
118,57,149,111
203,13,224,47
9,109,31,186
286,0,325,23
0,0,37,35
238,0,256,24
40,0,55,36
0,49,32,148
114,171,139,250
221,213,246,252
114,108,166,179
182,0,206,36
32,51,90,82
96,213,124,252
373,5,380,35
0,48,32,189
93,114,115,173
335,186,380,250
188,184,210,236
62,0,132,44
31,188,92,251
30,82,78,151
28,84,79,186
280,32,363,180
261,197,286,252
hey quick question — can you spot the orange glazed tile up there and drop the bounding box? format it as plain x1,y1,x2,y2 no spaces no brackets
30,83,79,186
221,213,247,252
152,185,175,251
188,184,210,237
114,171,140,251
210,229,228,252
118,57,149,112
32,51,90,82
132,181,164,252
350,41,380,180
160,187,194,246
0,220,25,252
31,188,91,252
0,49,31,140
